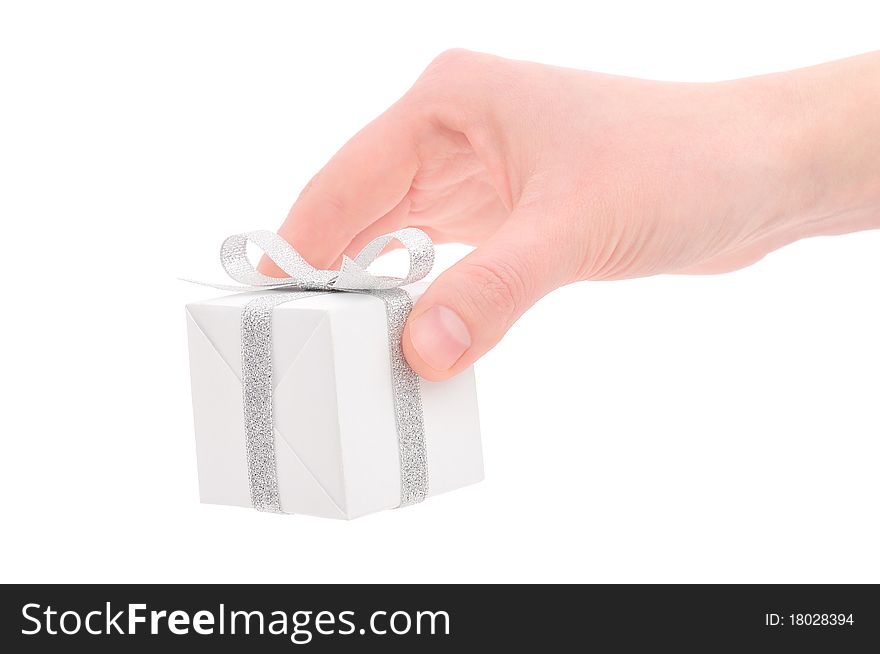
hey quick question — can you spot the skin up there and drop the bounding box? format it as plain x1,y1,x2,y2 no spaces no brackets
259,49,880,380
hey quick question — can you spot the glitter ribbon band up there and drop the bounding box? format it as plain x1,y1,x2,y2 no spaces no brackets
240,291,316,513
208,229,435,513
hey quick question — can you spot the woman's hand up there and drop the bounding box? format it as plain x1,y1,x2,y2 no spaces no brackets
261,49,880,380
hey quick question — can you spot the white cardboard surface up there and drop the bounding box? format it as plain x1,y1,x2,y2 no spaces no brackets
186,285,484,519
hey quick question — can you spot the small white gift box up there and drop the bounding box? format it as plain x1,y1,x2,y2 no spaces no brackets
186,283,484,519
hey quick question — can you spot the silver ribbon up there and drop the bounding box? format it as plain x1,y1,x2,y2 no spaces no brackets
240,291,316,513
207,229,434,513
201,227,434,292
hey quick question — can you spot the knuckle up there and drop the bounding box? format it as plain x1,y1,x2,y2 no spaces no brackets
425,48,474,75
458,257,526,324
407,49,499,134
401,50,475,124
295,185,355,242
309,186,352,223
415,49,486,95
296,169,322,202
314,187,350,221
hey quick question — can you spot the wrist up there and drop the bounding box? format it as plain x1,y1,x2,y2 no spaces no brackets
764,53,880,238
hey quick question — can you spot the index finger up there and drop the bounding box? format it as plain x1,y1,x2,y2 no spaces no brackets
259,104,420,275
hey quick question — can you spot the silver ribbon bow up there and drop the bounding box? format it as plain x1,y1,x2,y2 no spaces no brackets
204,228,434,514
204,227,435,292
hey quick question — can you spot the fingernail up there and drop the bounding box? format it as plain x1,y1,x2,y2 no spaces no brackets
409,305,471,371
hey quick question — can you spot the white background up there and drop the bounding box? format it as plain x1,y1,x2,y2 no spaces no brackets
1,0,878,583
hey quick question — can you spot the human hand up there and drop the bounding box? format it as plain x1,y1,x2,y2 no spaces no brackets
261,49,880,380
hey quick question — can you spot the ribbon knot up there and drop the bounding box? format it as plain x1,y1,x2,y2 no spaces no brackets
215,227,434,292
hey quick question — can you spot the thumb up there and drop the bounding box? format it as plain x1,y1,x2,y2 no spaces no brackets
403,214,570,381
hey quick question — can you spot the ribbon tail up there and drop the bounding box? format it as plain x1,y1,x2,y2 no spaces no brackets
178,277,281,293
